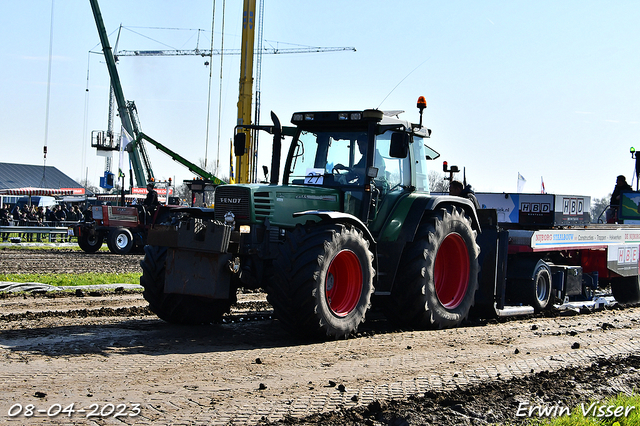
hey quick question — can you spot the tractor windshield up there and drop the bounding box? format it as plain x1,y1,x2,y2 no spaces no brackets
286,129,416,191
287,130,369,186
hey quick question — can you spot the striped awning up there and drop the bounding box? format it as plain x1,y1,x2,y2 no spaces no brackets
0,187,75,196
96,194,147,201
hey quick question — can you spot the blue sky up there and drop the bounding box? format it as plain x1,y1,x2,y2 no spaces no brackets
1,1,640,200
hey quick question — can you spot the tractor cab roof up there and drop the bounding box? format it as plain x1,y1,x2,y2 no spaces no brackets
291,109,430,138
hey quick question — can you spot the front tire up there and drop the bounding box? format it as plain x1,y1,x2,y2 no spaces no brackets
384,206,479,329
140,245,236,324
269,223,375,339
107,228,134,255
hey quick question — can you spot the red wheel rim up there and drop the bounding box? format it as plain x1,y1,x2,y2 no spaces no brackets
434,233,470,309
325,250,363,317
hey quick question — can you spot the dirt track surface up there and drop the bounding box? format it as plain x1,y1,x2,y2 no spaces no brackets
0,248,142,274
1,248,640,425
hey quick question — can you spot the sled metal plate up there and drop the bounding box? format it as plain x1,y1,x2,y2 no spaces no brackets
148,220,232,253
164,248,232,299
496,306,534,317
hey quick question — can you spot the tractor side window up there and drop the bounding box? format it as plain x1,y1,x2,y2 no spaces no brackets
412,136,430,193
289,131,319,183
375,131,411,191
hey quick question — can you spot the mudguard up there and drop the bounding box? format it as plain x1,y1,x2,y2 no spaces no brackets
292,210,375,245
374,195,481,294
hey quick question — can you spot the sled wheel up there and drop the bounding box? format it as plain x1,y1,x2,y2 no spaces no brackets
527,260,552,311
611,275,640,304
78,231,103,253
384,206,479,329
140,245,235,324
269,223,374,339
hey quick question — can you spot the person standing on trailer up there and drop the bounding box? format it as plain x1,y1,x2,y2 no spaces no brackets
450,180,480,209
607,175,632,223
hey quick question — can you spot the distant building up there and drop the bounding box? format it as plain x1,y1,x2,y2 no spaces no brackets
0,162,87,206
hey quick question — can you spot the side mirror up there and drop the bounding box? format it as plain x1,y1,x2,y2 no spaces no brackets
234,133,246,157
389,132,409,158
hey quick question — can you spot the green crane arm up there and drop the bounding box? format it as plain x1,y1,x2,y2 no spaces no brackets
88,0,148,187
137,133,226,185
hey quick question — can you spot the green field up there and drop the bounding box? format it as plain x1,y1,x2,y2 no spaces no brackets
0,246,139,287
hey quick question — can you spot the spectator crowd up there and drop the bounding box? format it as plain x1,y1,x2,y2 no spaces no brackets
0,202,85,242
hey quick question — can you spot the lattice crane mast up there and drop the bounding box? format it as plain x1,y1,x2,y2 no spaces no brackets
93,1,355,186
113,22,356,184
89,0,226,188
114,46,356,58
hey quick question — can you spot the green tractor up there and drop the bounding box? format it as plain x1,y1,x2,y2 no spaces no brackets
141,98,481,338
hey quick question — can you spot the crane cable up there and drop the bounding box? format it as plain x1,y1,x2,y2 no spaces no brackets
204,0,216,172
41,0,56,187
216,0,226,178
203,0,226,177
82,51,91,183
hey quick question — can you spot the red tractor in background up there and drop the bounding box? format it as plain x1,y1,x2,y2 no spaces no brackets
73,203,159,255
72,179,216,255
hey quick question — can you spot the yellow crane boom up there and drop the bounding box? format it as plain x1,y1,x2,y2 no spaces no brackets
236,0,256,184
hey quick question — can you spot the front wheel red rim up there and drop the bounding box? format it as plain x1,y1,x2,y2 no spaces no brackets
434,233,470,309
325,250,363,317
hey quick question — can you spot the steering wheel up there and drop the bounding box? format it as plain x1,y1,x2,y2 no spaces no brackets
332,163,364,184
332,164,348,173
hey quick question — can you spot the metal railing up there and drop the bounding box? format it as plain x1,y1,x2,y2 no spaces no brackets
0,221,79,243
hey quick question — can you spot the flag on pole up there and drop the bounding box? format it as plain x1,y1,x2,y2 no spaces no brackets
541,176,546,194
119,128,132,178
517,173,526,193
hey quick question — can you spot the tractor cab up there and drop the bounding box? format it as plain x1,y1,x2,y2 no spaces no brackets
282,109,438,227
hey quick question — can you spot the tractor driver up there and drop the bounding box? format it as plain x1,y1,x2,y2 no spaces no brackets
144,182,160,207
333,135,385,184
141,182,160,224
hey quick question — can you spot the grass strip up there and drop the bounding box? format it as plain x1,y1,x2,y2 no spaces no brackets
0,272,141,287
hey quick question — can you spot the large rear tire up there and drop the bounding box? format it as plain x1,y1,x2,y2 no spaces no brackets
384,206,479,329
611,276,640,304
269,223,375,339
78,231,103,253
140,245,236,324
